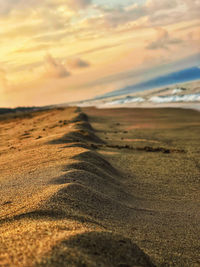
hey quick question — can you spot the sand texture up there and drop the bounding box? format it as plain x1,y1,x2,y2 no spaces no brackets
0,107,200,266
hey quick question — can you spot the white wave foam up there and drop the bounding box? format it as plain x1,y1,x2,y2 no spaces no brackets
150,94,200,103
108,96,145,105
172,88,183,94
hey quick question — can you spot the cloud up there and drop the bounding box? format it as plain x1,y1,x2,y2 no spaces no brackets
91,0,200,31
92,4,146,28
43,54,70,79
145,0,178,12
183,0,200,20
66,0,92,10
183,0,200,11
92,0,181,29
0,0,199,108
0,0,92,16
66,57,90,69
146,0,200,26
13,44,51,54
146,28,182,50
0,0,40,15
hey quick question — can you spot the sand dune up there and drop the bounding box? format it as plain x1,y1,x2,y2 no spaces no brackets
0,107,155,266
0,106,199,266
37,231,153,267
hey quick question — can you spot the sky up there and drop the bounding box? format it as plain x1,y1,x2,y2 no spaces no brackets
0,0,200,107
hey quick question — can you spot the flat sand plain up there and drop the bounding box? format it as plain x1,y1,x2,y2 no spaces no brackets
0,107,200,266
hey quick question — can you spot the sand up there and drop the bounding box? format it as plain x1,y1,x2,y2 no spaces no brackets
0,107,200,266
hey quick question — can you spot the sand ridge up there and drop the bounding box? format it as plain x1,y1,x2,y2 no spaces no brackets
0,107,154,266
1,106,199,266
83,107,200,266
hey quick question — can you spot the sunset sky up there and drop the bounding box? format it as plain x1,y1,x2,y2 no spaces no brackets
0,0,200,107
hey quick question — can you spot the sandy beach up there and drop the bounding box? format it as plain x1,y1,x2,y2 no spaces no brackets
0,107,200,266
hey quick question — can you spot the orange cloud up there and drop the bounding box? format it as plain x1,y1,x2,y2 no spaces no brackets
66,0,92,10
43,54,70,79
146,28,182,50
67,57,90,69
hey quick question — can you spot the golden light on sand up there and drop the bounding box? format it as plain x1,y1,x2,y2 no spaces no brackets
0,106,200,266
1,2,200,265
